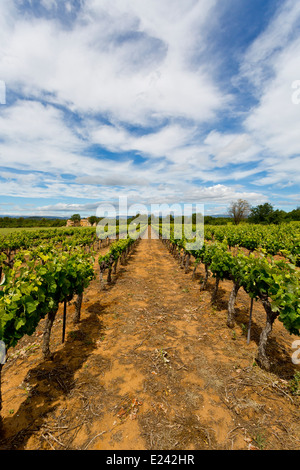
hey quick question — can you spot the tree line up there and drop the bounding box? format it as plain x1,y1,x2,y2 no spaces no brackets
228,200,300,225
1,202,299,229
0,217,67,228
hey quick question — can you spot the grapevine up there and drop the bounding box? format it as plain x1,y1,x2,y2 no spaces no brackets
157,222,300,371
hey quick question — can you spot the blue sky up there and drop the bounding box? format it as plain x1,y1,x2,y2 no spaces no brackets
0,0,300,218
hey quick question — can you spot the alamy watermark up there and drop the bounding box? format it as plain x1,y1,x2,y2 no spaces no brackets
0,80,6,105
0,341,6,365
95,197,204,251
292,340,300,365
291,80,300,105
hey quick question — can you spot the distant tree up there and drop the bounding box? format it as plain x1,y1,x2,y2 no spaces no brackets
88,216,98,226
270,209,287,225
204,216,228,226
70,214,81,223
289,207,300,221
192,212,204,225
228,199,251,225
248,203,276,224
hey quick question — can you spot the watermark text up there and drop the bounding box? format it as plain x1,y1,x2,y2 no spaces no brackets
0,80,6,105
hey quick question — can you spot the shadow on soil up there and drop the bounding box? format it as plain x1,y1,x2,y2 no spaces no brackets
212,288,299,380
99,244,139,291
0,303,107,449
233,305,298,379
0,243,141,449
190,271,299,380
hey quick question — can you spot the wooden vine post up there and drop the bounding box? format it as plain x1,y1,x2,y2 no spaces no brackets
62,299,67,344
247,297,254,345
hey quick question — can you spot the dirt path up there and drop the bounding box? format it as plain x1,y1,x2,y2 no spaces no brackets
0,232,299,450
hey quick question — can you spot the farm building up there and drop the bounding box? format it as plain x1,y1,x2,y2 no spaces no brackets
66,218,93,227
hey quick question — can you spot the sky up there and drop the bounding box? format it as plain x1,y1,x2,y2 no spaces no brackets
0,0,300,218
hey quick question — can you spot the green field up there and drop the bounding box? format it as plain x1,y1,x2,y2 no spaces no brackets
0,226,71,235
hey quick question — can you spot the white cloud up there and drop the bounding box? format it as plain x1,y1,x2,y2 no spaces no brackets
203,131,261,167
27,183,267,216
1,0,299,216
0,0,242,210
0,100,78,147
251,156,300,187
88,122,197,159
0,97,271,207
40,0,58,10
238,0,300,91
234,0,300,189
0,100,139,180
0,100,88,174
1,0,229,126
244,38,300,160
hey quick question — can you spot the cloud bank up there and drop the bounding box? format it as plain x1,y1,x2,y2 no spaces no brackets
0,0,299,216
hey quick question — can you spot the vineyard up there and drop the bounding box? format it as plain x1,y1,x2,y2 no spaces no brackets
0,222,299,450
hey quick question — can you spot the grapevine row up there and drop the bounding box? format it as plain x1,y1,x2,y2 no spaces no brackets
0,245,95,420
153,221,300,265
0,225,146,420
98,227,147,288
156,224,300,371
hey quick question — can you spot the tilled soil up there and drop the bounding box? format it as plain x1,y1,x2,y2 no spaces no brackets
0,231,299,450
